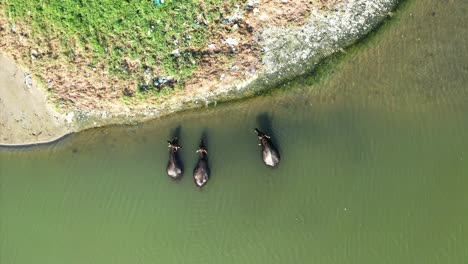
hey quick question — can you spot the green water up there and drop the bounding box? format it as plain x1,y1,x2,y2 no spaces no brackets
1,0,468,263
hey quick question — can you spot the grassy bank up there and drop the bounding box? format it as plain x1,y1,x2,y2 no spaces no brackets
2,0,242,97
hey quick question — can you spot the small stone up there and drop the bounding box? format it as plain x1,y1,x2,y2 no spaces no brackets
66,112,75,124
31,131,42,136
225,38,238,46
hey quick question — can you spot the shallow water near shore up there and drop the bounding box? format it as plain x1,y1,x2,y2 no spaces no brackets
1,0,468,263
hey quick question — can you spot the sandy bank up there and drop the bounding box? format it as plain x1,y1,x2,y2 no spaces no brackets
0,54,71,145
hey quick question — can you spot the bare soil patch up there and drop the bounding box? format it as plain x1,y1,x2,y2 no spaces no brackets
0,53,69,145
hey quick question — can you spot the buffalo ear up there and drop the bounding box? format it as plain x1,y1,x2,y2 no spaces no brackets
265,135,271,139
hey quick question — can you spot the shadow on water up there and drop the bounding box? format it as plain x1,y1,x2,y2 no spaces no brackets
256,112,281,153
199,129,209,152
169,125,182,141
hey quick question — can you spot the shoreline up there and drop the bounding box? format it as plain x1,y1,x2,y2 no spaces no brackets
0,133,72,149
0,54,73,145
0,0,400,146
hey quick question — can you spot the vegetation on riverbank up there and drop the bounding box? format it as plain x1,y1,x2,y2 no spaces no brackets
0,0,401,145
1,0,243,103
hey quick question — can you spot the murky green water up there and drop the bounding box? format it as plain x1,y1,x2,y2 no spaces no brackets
1,0,468,263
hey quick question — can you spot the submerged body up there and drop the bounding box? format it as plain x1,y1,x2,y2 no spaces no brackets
166,138,183,179
193,146,210,187
255,128,280,167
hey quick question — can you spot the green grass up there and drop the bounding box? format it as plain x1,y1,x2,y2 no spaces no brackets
2,0,242,93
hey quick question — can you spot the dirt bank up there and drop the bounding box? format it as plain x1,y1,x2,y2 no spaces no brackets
0,0,399,145
0,54,71,145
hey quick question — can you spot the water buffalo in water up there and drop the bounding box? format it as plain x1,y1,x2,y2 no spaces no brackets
255,128,280,167
193,143,210,187
166,138,183,179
